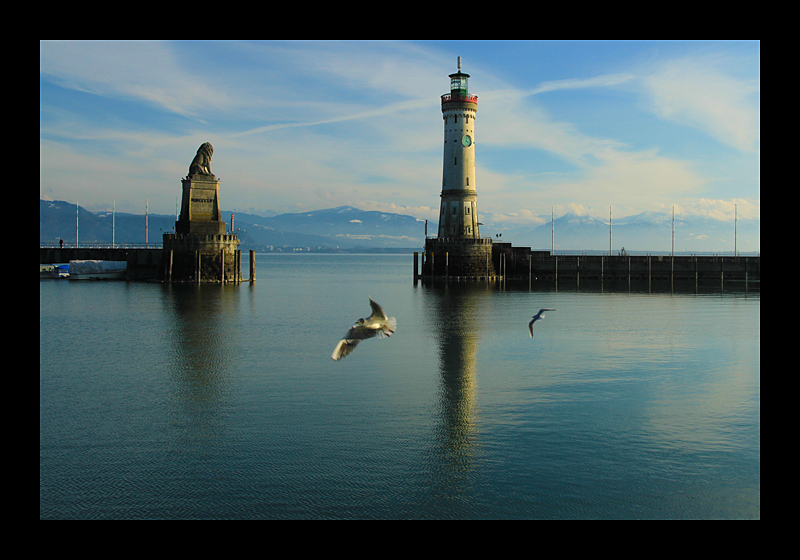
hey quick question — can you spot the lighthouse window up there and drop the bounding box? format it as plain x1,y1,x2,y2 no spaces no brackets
466,177,469,186
454,157,457,165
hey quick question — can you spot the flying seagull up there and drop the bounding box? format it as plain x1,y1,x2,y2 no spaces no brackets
528,308,556,338
331,297,397,361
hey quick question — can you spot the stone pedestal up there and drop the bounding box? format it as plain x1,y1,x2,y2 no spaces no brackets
175,174,225,236
165,171,240,282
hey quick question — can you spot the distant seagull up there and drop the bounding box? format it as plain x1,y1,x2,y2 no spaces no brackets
331,297,397,361
528,308,556,338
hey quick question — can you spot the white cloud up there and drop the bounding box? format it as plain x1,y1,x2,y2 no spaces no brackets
643,55,760,153
40,40,236,119
666,198,760,221
479,73,637,169
525,73,635,96
585,147,704,201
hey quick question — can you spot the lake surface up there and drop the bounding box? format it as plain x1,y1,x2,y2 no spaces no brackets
40,254,760,519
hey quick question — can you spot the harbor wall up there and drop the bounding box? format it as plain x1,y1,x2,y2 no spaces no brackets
415,243,760,291
495,245,760,291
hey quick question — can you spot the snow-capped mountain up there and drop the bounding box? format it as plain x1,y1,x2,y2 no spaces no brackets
493,210,759,253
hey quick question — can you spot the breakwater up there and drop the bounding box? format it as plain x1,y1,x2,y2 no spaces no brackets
415,243,759,292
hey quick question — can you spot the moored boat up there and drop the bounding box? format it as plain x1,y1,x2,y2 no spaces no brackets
68,260,127,280
40,263,70,279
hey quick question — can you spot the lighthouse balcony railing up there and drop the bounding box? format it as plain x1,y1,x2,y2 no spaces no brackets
441,93,478,104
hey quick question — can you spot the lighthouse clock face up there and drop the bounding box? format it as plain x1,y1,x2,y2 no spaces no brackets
461,134,472,147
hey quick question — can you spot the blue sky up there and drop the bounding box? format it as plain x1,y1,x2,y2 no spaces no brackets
40,40,759,230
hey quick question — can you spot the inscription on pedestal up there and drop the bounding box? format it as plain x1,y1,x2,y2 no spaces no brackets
184,181,219,222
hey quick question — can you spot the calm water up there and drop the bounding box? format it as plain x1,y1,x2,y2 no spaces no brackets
40,254,760,519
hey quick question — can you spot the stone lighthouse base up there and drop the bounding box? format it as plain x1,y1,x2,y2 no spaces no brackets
422,237,497,279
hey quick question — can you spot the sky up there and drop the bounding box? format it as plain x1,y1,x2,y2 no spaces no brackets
40,40,759,231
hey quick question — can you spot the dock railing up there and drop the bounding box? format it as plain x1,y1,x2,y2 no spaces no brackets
40,242,164,249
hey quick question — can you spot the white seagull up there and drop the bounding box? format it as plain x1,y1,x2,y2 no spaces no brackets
528,308,556,337
331,297,397,361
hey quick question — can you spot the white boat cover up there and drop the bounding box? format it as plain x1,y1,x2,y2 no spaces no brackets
69,260,127,276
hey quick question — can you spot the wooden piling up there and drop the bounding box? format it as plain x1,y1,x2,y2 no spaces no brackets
250,250,256,283
413,251,419,284
627,256,631,292
670,255,674,292
528,255,532,289
601,255,604,287
167,249,173,283
555,255,558,290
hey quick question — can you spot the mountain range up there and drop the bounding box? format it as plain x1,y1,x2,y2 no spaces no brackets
40,200,426,251
40,200,759,253
512,211,760,253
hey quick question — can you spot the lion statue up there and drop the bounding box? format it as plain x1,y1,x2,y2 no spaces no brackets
188,142,214,176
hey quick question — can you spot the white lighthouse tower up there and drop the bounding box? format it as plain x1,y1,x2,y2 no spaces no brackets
424,58,495,279
438,57,481,239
